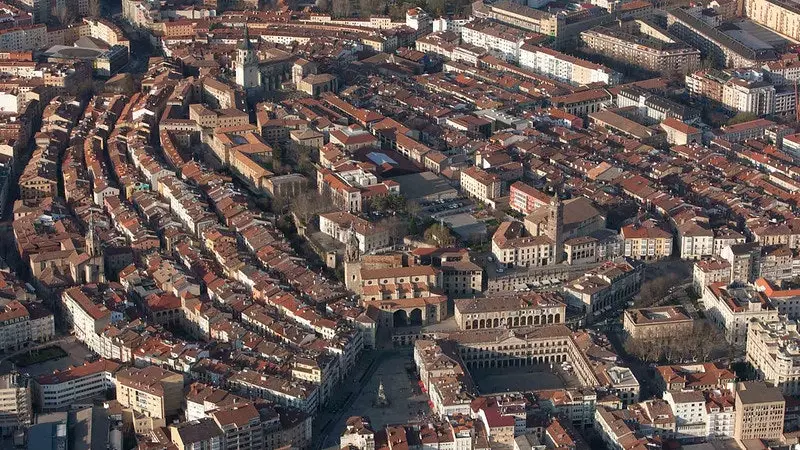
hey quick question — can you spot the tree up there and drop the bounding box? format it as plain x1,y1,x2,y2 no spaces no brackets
290,190,334,225
381,215,408,247
331,0,351,18
424,222,456,247
727,112,758,126
88,0,101,17
316,0,331,11
52,5,76,25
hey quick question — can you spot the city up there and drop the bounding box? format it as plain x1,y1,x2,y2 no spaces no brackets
0,0,794,449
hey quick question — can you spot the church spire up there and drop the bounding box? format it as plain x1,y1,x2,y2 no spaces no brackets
239,24,252,50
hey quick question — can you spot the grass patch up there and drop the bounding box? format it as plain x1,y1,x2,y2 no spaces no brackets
11,346,67,367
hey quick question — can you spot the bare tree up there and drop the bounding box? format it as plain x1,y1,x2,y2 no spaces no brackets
381,215,408,247
424,223,455,247
52,4,76,25
290,190,334,225
331,0,351,18
316,0,331,11
88,0,100,17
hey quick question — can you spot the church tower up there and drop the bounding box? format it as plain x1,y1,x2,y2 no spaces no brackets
85,213,105,283
235,25,259,90
546,192,564,264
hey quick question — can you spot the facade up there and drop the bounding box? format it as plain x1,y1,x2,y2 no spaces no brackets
509,181,549,215
460,166,501,203
620,221,673,260
702,282,778,347
0,300,53,351
115,366,184,428
318,211,390,254
581,26,700,75
34,359,120,410
734,381,785,441
562,261,642,317
454,292,566,330
623,306,695,340
519,44,621,86
693,258,731,295
746,317,800,395
0,373,31,434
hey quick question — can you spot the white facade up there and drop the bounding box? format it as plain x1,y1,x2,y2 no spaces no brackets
702,283,779,347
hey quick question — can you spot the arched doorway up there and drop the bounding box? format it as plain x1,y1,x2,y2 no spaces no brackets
393,310,408,327
409,308,423,326
555,313,561,323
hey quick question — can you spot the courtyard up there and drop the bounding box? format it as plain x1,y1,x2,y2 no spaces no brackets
471,363,582,394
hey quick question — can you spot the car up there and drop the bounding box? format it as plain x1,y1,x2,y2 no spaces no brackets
487,256,494,262
495,267,505,273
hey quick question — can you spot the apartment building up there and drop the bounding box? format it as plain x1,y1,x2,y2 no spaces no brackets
620,221,673,260
744,0,800,41
667,8,775,68
509,181,549,215
61,286,112,354
693,258,731,295
755,278,800,319
454,291,566,330
702,282,778,346
460,166,501,204
34,359,120,410
0,373,30,433
461,19,530,63
722,78,775,115
115,365,184,429
677,221,714,260
580,26,700,75
746,317,800,395
170,417,224,450
0,300,53,351
734,381,785,441
519,44,621,86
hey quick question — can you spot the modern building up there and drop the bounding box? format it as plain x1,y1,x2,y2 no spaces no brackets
581,26,700,75
0,372,31,434
734,381,785,441
34,359,120,410
115,366,184,429
519,44,621,86
746,317,800,395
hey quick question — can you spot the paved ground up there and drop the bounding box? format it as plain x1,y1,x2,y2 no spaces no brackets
319,351,430,448
3,337,92,378
471,364,580,394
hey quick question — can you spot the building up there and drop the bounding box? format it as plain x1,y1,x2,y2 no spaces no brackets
720,242,761,283
666,8,776,68
0,300,53,351
620,221,673,260
340,416,375,450
734,381,785,441
660,118,701,145
655,363,736,393
562,261,642,318
454,292,566,330
34,359,120,410
0,372,30,433
580,26,701,75
318,211,390,254
755,278,800,319
460,166,501,204
693,258,731,295
701,282,779,346
746,317,800,395
115,366,184,429
677,221,714,260
623,306,696,340
509,181,549,215
169,417,224,450
492,221,554,268
519,44,621,86
744,0,800,41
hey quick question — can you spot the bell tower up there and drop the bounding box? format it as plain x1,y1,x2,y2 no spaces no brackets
236,25,259,90
546,191,564,264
